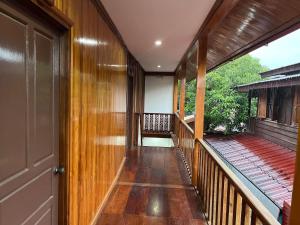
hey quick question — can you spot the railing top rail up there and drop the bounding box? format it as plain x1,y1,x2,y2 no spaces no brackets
197,138,281,225
175,112,194,135
143,112,174,115
181,120,194,135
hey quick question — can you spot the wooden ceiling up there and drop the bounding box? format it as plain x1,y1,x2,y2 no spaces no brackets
184,0,300,81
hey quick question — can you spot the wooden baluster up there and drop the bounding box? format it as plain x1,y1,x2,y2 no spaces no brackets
200,146,205,201
212,166,219,225
203,150,208,205
232,189,238,225
150,114,153,131
225,180,231,225
256,218,263,225
159,114,163,132
155,114,159,131
197,145,202,198
144,114,149,131
216,171,224,225
190,136,193,172
240,199,246,225
245,205,252,225
171,114,175,132
203,151,208,209
250,211,256,225
206,156,212,216
203,147,207,203
228,185,235,225
221,177,227,225
197,144,203,195
168,114,169,133
209,161,215,222
164,114,168,132
235,194,243,225
168,114,171,132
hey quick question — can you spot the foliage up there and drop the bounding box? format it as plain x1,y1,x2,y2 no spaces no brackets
185,54,268,134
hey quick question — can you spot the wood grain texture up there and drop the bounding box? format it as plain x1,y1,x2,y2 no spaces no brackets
193,37,208,186
54,1,127,225
207,0,300,72
257,89,267,119
181,0,300,81
173,75,178,113
179,79,186,120
251,118,298,150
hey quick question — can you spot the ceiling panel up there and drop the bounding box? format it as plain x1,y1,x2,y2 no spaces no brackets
101,0,216,72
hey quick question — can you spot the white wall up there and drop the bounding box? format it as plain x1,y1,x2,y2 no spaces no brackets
144,75,174,113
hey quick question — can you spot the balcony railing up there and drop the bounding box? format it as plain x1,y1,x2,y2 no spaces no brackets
141,113,174,137
175,113,194,178
175,115,281,225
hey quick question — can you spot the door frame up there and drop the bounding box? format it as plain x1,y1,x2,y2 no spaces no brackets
4,1,73,224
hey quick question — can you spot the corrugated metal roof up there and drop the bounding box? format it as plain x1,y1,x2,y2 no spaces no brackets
260,63,300,78
236,74,300,92
205,134,296,208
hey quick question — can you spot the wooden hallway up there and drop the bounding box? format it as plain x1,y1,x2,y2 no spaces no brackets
96,147,207,225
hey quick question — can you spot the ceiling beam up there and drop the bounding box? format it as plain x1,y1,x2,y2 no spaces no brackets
145,72,175,76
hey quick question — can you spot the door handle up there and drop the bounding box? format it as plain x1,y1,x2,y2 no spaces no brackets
53,166,65,175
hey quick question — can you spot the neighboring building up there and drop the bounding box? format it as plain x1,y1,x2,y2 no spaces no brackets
206,64,300,224
237,63,300,150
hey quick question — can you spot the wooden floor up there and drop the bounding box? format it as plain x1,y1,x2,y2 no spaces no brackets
96,146,207,225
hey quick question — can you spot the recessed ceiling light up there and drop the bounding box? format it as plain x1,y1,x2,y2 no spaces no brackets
155,40,162,46
157,65,161,68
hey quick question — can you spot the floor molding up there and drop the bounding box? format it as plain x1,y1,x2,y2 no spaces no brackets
90,156,126,225
118,181,194,190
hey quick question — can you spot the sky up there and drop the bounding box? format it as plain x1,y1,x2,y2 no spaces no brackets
249,29,300,70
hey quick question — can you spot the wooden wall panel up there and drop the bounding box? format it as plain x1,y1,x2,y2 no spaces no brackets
54,1,127,224
254,119,298,151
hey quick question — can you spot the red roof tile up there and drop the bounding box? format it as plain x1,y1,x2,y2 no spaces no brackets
205,134,296,208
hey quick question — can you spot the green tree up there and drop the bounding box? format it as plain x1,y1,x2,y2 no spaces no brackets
185,54,268,134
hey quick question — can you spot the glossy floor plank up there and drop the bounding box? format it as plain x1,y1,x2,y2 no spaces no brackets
96,147,207,225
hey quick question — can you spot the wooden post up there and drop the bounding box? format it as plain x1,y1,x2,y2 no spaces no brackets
173,74,178,113
247,91,252,129
289,125,300,225
248,92,251,119
192,37,207,186
179,64,186,120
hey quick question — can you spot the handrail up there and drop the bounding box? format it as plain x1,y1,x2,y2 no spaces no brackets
175,114,194,178
198,138,281,225
182,119,194,135
174,112,194,135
